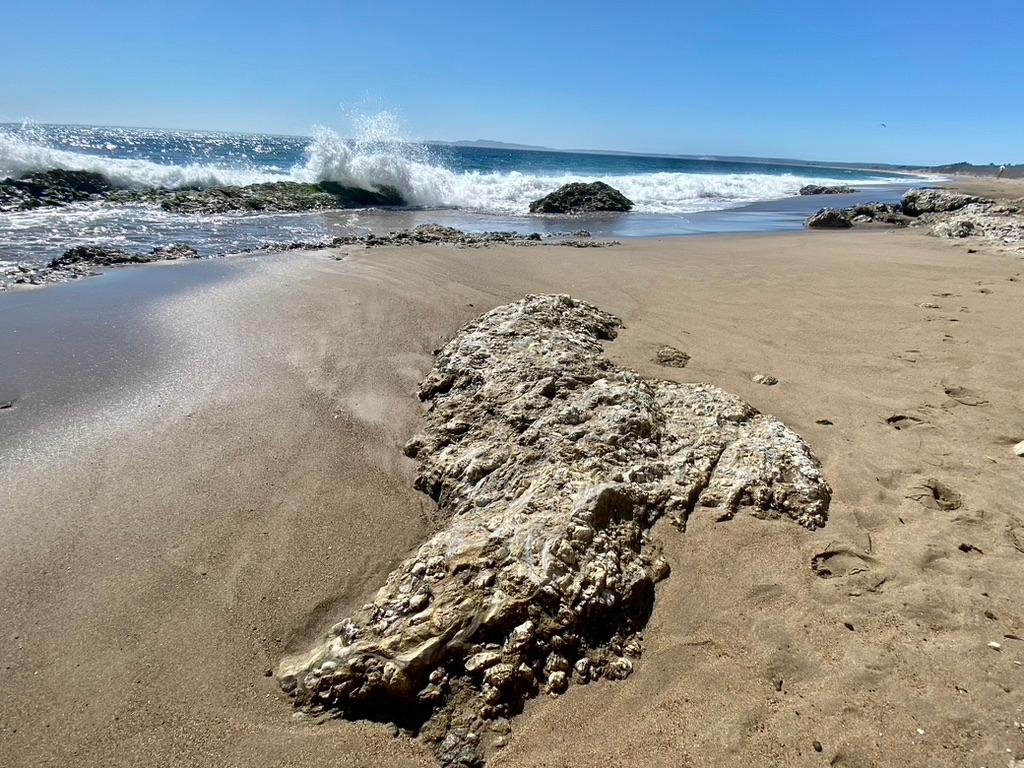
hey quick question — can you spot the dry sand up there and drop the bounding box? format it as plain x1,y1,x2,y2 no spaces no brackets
2,220,1023,767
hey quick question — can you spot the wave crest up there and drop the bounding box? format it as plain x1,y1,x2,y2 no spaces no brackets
1,124,905,215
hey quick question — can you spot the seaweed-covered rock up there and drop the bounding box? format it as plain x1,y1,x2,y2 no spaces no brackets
278,295,830,767
806,208,852,228
0,169,115,212
117,180,404,214
529,182,633,214
901,188,980,216
799,185,855,195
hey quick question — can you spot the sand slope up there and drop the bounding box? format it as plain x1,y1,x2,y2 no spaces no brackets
1,227,1023,767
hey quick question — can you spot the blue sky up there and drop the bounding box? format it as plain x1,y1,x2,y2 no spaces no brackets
3,0,1021,165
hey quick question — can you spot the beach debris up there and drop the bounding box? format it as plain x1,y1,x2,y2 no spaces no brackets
529,181,634,214
751,373,778,385
799,185,854,195
654,345,690,368
278,294,831,767
1013,440,1024,457
958,543,983,554
988,641,1002,651
806,208,853,229
816,419,834,426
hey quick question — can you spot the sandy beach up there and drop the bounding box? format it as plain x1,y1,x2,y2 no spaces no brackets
2,191,1024,767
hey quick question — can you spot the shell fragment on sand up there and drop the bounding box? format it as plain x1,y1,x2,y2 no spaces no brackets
278,294,831,767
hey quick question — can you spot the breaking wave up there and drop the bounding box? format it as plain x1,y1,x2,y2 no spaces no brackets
0,123,906,215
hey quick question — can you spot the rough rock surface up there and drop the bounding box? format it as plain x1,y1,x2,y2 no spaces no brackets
0,244,201,291
278,295,831,767
47,243,200,269
806,207,853,228
654,345,690,368
802,189,1024,251
900,188,980,216
799,184,855,195
0,169,115,212
529,182,634,214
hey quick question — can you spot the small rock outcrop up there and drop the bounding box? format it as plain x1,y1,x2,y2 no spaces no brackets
529,182,634,214
806,208,853,228
900,188,980,216
802,186,1023,251
0,169,115,212
278,295,831,767
799,185,855,196
654,345,690,368
47,244,200,270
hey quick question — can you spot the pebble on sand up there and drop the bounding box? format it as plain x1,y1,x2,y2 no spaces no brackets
1014,440,1024,457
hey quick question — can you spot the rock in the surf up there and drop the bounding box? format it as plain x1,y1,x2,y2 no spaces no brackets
0,169,115,212
529,181,634,214
799,185,855,195
117,180,405,215
806,207,853,228
278,294,830,767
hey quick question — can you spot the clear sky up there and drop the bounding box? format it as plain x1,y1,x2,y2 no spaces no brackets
3,0,1021,165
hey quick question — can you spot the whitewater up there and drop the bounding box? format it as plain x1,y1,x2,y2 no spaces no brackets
0,121,922,264
0,124,911,216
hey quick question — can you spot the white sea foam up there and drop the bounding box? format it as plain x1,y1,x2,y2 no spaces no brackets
1,126,906,216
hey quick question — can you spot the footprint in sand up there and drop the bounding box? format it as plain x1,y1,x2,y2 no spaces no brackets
885,414,925,431
811,547,875,579
906,478,963,511
943,384,989,407
891,349,922,363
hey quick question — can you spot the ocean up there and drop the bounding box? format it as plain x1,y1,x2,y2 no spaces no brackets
0,123,922,265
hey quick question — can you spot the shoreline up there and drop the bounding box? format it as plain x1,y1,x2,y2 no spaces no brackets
2,220,1023,766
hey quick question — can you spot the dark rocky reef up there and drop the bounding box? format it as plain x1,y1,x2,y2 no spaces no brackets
114,180,405,214
529,181,634,214
0,167,405,215
0,169,115,212
799,184,855,195
278,295,830,767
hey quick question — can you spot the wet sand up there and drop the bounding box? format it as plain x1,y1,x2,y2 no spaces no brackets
2,223,1023,767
